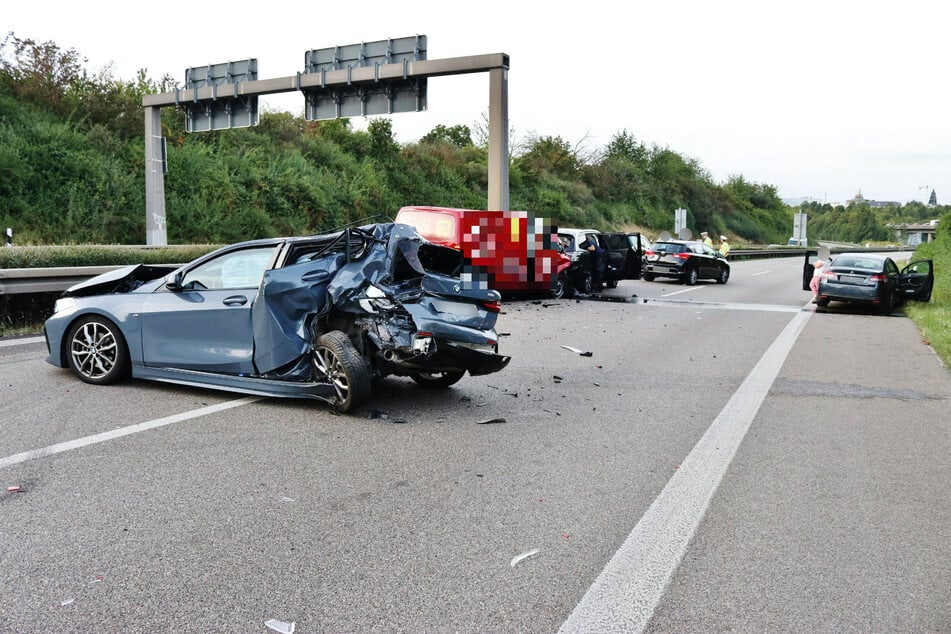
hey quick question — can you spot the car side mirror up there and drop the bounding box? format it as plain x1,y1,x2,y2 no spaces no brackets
165,271,183,291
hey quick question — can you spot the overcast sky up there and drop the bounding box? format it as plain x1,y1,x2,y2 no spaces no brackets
6,0,949,206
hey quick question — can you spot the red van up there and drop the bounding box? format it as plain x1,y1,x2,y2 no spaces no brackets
394,206,571,297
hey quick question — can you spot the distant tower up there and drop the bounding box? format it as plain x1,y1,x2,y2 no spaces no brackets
928,189,937,206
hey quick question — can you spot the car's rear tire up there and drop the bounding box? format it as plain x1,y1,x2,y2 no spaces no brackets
816,298,830,307
685,268,699,286
66,315,130,385
410,371,465,388
717,268,729,284
313,331,372,413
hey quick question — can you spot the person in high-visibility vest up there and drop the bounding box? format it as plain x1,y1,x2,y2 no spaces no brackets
719,235,731,258
701,231,713,247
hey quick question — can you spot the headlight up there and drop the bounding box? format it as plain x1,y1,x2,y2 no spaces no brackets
53,297,77,314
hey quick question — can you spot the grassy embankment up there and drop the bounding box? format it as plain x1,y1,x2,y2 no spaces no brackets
904,239,951,370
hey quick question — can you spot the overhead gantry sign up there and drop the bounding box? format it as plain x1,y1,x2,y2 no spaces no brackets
142,36,509,245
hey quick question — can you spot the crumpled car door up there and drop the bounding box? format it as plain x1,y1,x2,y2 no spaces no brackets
251,254,345,375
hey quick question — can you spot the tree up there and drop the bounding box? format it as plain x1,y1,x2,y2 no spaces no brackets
421,124,473,148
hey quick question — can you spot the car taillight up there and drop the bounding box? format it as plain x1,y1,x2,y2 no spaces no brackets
674,253,692,260
868,274,886,282
821,270,836,278
481,300,502,313
644,250,655,256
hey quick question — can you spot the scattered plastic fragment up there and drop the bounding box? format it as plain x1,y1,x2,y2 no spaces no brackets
61,598,74,606
561,345,594,357
264,619,296,633
369,410,389,420
7,486,21,492
476,418,506,425
281,497,295,503
510,549,540,567
562,534,571,540
552,375,563,383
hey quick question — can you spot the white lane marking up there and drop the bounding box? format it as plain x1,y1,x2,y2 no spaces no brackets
559,304,813,633
753,270,771,276
0,397,260,470
660,287,704,297
645,299,802,313
0,336,45,348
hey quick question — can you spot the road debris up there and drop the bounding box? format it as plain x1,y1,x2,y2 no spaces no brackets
560,345,593,357
510,549,540,567
264,619,296,633
476,418,507,425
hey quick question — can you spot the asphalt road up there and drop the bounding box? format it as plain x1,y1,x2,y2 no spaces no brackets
1,256,949,632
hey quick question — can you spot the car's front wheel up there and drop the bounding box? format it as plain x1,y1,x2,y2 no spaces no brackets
312,331,371,413
717,268,729,284
642,272,655,282
410,371,466,388
66,315,130,385
551,272,569,299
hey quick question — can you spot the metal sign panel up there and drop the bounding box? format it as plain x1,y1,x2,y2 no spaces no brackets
182,59,259,132
302,36,427,120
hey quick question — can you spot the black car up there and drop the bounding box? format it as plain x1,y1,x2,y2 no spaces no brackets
811,252,933,312
643,240,730,285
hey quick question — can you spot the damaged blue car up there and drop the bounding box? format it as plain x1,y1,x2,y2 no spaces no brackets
44,223,511,412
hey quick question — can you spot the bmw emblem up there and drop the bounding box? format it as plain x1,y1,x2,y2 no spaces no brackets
454,284,461,293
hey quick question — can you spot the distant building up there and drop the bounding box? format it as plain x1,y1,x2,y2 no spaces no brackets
888,219,940,246
846,190,900,208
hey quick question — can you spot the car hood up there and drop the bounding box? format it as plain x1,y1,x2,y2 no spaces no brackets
61,264,177,298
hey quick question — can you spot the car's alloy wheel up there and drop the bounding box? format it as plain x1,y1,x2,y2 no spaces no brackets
579,273,593,294
410,370,466,388
66,316,129,385
685,268,699,285
717,269,729,284
312,331,371,413
551,272,568,299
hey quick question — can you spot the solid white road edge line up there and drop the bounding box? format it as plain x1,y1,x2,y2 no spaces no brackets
559,305,813,633
0,397,261,470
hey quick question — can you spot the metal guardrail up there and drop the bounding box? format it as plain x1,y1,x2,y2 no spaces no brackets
0,266,130,295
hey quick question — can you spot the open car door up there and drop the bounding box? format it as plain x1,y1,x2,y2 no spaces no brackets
600,232,643,281
802,249,819,291
899,259,934,302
